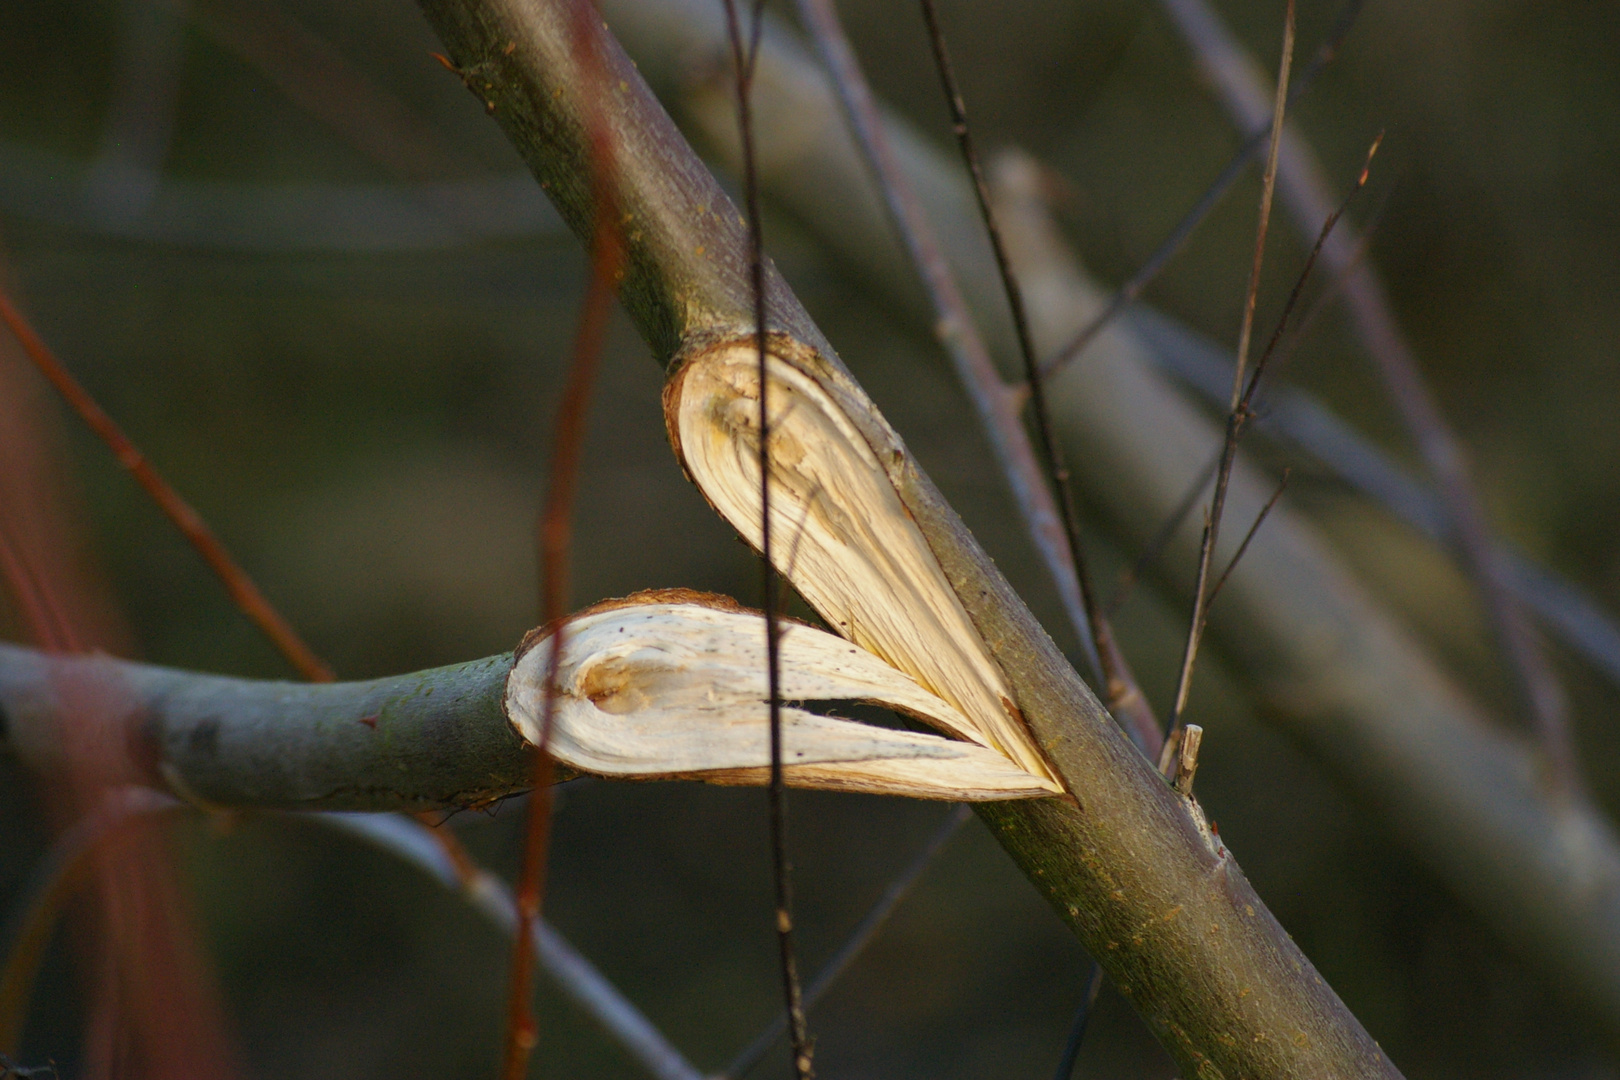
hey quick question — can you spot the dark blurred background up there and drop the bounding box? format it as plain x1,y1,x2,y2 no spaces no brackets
1,0,1617,1076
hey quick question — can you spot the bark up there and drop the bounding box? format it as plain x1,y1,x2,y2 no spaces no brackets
0,644,524,811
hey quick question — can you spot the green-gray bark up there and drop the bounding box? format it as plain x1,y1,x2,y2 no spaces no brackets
0,644,524,811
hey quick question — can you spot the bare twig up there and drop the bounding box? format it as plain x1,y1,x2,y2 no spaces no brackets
1050,962,1105,1080
720,2,813,1075
792,0,1164,752
1229,0,1294,409
722,804,970,1079
912,0,1160,753
0,286,334,683
1039,0,1367,382
1206,469,1289,612
1167,0,1295,738
1156,0,1581,795
1128,301,1620,692
498,5,623,1075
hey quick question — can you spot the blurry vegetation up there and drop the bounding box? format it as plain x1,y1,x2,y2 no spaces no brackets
1,0,1618,1077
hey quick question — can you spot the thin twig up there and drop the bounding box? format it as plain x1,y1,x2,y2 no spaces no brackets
1246,135,1382,400
915,0,1160,752
1039,0,1367,382
1206,469,1289,612
1050,962,1105,1080
721,1,812,1075
722,804,970,1079
1164,133,1373,752
1105,450,1219,618
790,0,1109,683
1128,206,1620,693
1229,0,1294,408
1156,0,1581,796
498,7,623,1076
1166,0,1294,741
0,286,334,683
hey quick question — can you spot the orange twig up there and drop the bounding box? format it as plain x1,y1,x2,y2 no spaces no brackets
0,286,334,682
497,5,623,1076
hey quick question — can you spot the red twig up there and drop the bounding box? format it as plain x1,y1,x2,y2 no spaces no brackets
0,286,334,683
0,302,238,1080
497,5,623,1077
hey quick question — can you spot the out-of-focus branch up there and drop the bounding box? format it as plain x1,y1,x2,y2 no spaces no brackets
1155,0,1578,794
592,0,1620,1034
0,792,704,1080
316,812,706,1080
86,0,188,220
1126,307,1620,689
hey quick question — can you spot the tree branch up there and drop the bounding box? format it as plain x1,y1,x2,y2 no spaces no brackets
0,644,526,811
412,1,1398,1076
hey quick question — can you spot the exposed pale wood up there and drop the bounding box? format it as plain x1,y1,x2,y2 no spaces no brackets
506,596,1058,799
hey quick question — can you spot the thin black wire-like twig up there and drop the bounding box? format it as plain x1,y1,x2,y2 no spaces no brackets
722,804,971,1079
1106,450,1220,618
791,0,1109,682
914,0,1162,754
1206,468,1289,611
720,1,813,1075
1039,0,1367,383
1165,0,1296,748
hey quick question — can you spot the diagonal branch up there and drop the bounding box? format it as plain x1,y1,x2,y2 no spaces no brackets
410,1,1399,1075
589,0,1620,1035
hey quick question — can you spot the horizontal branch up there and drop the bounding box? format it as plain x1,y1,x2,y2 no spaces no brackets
0,644,527,811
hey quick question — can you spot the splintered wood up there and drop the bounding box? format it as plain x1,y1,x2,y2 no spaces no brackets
503,341,1062,800
506,597,1056,798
